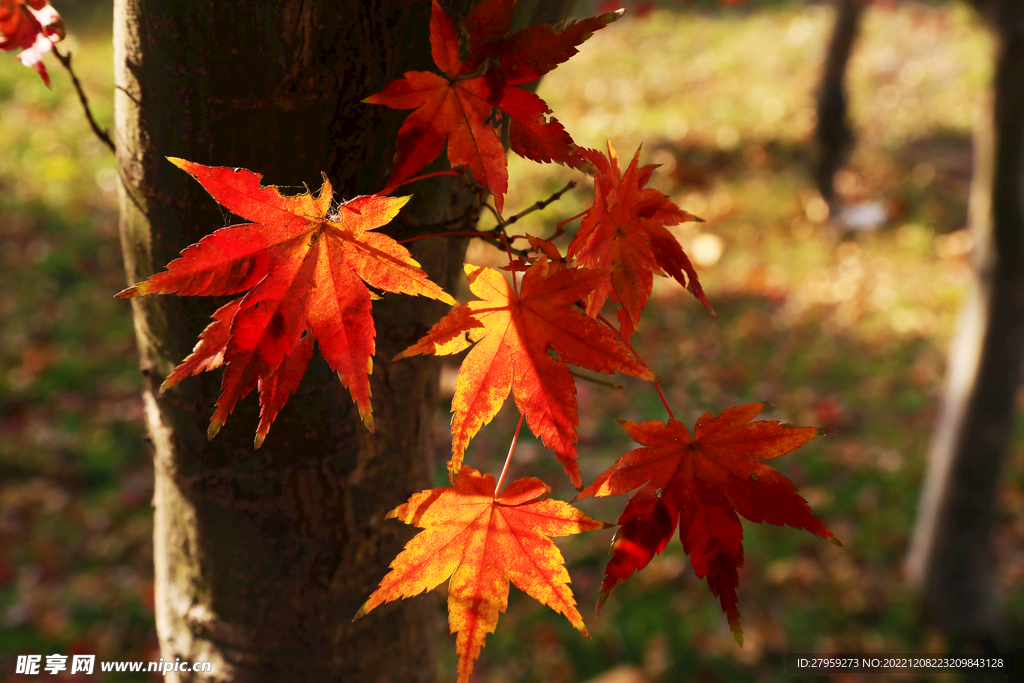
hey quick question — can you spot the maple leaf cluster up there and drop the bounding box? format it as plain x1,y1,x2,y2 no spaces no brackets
113,0,838,679
0,0,63,86
365,0,621,212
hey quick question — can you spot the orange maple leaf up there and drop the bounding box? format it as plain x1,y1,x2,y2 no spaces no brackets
365,0,618,212
578,403,838,643
397,258,657,489
0,0,64,86
568,142,712,338
355,466,608,683
117,158,455,444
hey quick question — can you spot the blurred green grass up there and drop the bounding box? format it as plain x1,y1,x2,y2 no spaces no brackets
0,5,157,681
0,1,1016,682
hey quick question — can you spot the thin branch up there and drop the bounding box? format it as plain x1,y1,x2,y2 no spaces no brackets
383,169,463,194
503,180,576,228
481,201,504,225
400,204,478,236
53,47,115,154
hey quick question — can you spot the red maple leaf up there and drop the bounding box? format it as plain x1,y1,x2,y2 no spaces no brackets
160,298,316,447
397,258,657,489
364,0,620,212
0,0,64,86
568,142,713,338
355,466,608,683
117,159,455,445
578,403,838,643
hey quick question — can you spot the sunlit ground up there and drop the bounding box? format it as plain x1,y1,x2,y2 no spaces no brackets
0,1,1016,682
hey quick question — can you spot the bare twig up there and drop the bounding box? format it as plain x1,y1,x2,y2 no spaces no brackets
52,46,115,154
503,180,576,228
481,201,503,225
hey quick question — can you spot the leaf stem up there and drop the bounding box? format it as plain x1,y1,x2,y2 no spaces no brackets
595,312,675,421
654,385,676,422
554,208,588,237
52,47,115,154
497,231,519,296
494,413,525,498
384,169,464,193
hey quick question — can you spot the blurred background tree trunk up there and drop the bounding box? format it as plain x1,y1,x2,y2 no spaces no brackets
813,0,864,212
906,2,1024,650
114,1,476,681
815,0,1024,649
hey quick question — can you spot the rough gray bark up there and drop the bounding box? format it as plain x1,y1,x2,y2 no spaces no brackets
906,7,1024,647
114,1,478,681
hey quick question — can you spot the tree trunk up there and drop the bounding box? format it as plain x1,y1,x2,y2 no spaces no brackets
114,1,478,680
813,0,865,211
906,10,1024,648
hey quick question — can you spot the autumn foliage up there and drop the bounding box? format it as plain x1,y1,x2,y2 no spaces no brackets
355,466,608,682
578,403,840,643
117,159,455,443
364,0,620,211
104,0,838,679
397,259,656,489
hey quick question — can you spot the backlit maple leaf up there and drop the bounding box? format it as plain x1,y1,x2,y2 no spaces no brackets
0,0,64,86
365,0,619,212
397,258,657,489
569,142,712,338
118,159,455,444
355,466,608,683
159,297,316,447
578,403,838,643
